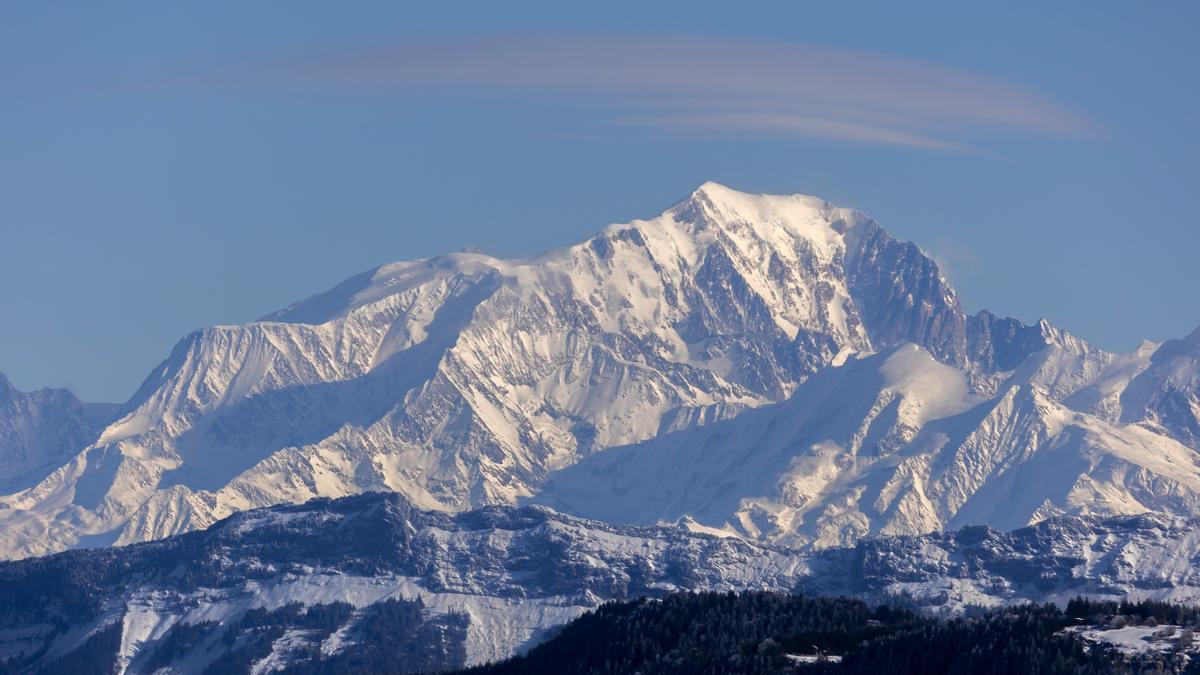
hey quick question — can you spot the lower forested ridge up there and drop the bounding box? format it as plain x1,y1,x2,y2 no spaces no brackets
459,593,1200,675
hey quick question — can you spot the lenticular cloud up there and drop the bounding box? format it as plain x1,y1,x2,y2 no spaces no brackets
209,34,1091,150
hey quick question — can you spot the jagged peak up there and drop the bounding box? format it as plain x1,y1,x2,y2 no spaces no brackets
0,371,89,403
1033,318,1097,355
689,180,827,209
1136,338,1162,354
678,181,846,230
645,182,877,275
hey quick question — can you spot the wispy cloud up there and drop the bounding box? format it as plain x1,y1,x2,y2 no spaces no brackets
923,234,984,288
620,113,972,151
194,34,1092,150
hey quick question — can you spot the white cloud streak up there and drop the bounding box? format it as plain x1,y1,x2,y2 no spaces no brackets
206,34,1093,150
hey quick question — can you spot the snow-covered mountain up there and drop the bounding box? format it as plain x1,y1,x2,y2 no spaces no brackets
1120,326,1200,451
0,371,116,493
536,342,1200,548
2,492,1199,674
0,182,1196,561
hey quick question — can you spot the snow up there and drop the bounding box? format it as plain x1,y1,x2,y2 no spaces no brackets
117,599,177,674
11,490,1200,672
111,569,725,668
879,344,973,426
1,182,1198,564
787,653,843,665
536,340,1200,549
0,624,53,663
1064,340,1158,421
678,515,742,539
1065,624,1199,658
251,629,323,675
0,374,113,493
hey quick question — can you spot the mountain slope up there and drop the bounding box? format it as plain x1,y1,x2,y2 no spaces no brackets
2,493,1200,674
1121,326,1200,451
535,343,1200,548
0,183,1192,562
0,371,116,493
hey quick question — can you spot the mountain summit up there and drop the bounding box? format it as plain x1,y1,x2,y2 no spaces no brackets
0,184,1197,560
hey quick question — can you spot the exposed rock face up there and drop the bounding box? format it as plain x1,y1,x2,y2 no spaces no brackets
843,216,967,366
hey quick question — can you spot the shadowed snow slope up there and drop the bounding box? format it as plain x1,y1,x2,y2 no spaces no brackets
1121,326,1200,450
0,183,1196,560
0,372,117,494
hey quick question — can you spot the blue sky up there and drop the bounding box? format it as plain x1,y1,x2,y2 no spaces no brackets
2,2,1197,402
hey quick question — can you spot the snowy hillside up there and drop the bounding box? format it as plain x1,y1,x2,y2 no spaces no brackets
2,493,1200,674
0,182,1196,561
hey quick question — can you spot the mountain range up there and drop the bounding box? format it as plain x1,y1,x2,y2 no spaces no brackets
1,182,1199,672
2,182,1196,561
4,180,1195,557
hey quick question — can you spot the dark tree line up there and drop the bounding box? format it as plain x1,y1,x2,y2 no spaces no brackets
0,622,122,675
459,592,1200,675
279,597,468,675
